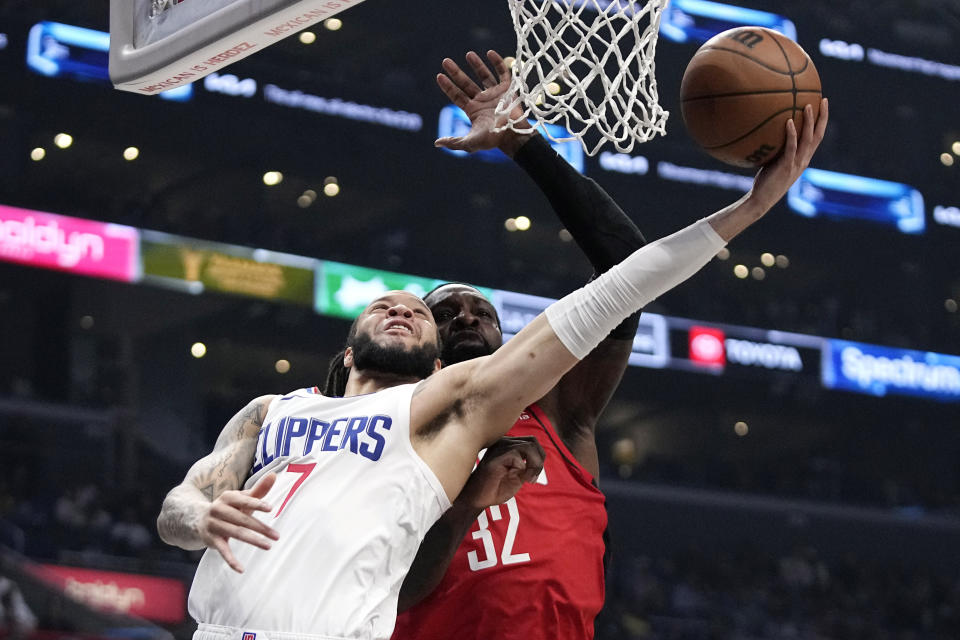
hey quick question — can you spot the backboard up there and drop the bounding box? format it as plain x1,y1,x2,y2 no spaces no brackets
109,0,367,95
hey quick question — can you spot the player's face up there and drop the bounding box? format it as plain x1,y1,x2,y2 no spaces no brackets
426,285,502,365
355,291,438,351
347,292,440,380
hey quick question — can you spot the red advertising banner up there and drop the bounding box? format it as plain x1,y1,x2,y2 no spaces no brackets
0,204,139,281
31,564,187,623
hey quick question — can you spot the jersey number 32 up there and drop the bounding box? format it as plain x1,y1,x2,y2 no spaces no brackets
467,497,530,571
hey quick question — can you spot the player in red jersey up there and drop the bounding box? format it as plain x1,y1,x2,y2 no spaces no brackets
390,50,647,640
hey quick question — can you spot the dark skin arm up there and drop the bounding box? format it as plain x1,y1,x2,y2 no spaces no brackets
510,132,644,478
436,51,644,477
398,436,544,612
398,51,643,611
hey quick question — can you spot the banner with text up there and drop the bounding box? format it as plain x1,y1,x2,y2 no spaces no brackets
823,339,960,402
30,564,186,623
141,230,315,305
0,204,139,281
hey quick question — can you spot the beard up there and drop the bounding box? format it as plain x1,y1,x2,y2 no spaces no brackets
440,331,496,365
348,332,439,380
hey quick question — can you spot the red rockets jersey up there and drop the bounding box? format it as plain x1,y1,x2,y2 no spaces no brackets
392,404,608,640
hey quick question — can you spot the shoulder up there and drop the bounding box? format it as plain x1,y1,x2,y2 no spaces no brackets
215,395,277,448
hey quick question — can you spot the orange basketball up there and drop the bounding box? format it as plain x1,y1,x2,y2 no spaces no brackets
680,27,821,168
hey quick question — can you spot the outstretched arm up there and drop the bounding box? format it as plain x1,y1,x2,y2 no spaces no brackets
435,51,646,458
157,395,279,572
415,98,829,479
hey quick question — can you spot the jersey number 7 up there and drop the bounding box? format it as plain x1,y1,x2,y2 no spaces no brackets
274,462,317,517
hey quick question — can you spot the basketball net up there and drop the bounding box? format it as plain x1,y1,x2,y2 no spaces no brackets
497,0,670,156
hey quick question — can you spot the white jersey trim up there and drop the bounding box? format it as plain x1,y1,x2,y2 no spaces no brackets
389,383,451,513
194,622,349,640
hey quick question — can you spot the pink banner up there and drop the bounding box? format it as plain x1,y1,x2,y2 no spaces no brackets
0,204,139,281
31,564,187,623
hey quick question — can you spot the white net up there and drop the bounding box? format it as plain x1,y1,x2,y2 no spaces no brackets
497,0,670,156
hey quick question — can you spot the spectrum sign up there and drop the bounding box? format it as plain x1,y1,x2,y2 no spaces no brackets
0,204,139,281
823,340,960,402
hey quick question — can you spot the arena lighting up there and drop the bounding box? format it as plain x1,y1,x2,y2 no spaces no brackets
28,21,192,101
787,168,925,234
715,248,730,260
30,148,45,161
190,342,207,358
275,359,291,373
323,183,340,197
941,153,954,167
514,216,531,231
123,147,139,161
79,315,94,329
299,31,316,44
658,0,797,44
263,171,283,186
504,218,518,232
733,265,748,279
776,255,790,268
298,189,318,207
54,133,73,149
953,141,960,156
324,18,343,31
947,299,958,313
734,421,749,436
760,252,775,267
558,229,572,242
751,267,766,280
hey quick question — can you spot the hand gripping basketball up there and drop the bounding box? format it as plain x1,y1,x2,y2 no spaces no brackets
751,99,829,213
199,472,280,573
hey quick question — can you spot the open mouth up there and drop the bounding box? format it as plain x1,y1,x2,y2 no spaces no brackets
383,320,415,335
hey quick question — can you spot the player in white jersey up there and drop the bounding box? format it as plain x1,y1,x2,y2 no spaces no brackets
157,92,828,639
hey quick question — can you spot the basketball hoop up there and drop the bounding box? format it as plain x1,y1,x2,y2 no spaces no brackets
110,0,368,94
497,0,670,156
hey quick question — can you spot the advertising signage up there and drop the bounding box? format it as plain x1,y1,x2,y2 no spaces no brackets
669,317,826,379
141,230,315,305
30,564,186,623
26,21,191,101
823,339,960,402
788,168,926,234
315,261,494,319
659,0,797,44
495,289,670,368
0,204,139,281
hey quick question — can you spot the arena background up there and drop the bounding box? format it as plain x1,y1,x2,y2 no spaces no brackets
0,1,958,638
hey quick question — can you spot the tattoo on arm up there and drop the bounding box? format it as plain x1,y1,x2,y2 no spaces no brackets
157,397,269,549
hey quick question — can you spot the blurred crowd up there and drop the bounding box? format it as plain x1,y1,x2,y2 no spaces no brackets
0,466,193,564
599,544,960,640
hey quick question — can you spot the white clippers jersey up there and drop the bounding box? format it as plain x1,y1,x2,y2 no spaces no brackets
187,384,451,639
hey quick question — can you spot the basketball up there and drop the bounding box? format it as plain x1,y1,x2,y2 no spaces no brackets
680,27,821,168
